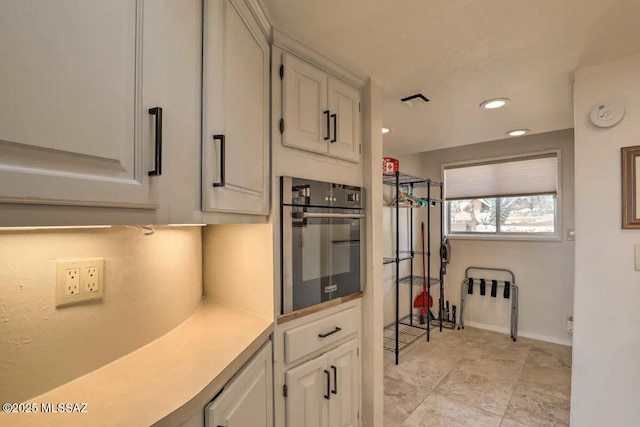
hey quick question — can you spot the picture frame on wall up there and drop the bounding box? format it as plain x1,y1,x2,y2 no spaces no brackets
621,145,640,229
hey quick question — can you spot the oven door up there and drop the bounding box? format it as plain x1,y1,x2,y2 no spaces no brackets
282,206,363,313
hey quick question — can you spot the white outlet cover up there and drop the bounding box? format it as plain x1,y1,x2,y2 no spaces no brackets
56,258,104,307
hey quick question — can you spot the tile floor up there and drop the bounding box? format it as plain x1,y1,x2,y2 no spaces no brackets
383,326,572,427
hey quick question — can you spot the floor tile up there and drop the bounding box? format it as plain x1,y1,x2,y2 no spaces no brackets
456,356,526,384
384,350,451,389
500,419,530,427
403,393,502,427
517,364,571,400
526,345,572,371
383,326,572,426
383,375,431,424
504,386,570,427
454,329,531,361
434,369,515,416
383,417,402,427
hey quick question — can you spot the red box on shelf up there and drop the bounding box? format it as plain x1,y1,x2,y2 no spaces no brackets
383,157,399,173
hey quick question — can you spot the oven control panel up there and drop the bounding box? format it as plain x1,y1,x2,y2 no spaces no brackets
284,177,362,209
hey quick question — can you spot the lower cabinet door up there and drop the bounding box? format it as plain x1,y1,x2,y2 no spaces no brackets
285,353,329,427
206,343,273,427
327,339,360,427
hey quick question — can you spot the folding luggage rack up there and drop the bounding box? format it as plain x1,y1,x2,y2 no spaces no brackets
458,266,519,341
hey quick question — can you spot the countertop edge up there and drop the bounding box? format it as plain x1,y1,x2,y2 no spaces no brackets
2,302,274,427
153,324,273,427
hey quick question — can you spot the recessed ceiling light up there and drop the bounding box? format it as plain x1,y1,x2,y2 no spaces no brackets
382,128,390,134
480,98,510,109
506,129,529,137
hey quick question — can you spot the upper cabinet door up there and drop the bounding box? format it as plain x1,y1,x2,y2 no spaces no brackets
327,338,360,427
202,0,270,215
0,0,162,209
282,54,329,155
327,78,361,163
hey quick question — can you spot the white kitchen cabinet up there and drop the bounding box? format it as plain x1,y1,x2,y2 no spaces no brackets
285,338,360,427
281,53,362,163
0,0,170,213
285,353,327,427
327,339,359,427
202,0,270,216
206,342,273,427
282,54,329,155
327,78,361,163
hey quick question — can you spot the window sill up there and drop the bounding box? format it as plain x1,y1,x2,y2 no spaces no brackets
447,233,562,243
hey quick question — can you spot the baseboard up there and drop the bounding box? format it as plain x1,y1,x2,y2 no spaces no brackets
462,320,573,347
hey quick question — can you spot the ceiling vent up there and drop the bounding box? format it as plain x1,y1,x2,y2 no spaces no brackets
401,93,429,107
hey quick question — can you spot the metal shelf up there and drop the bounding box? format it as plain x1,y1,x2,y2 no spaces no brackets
383,255,413,265
383,171,442,188
383,169,446,364
383,314,426,352
383,249,433,264
387,198,443,207
399,275,440,286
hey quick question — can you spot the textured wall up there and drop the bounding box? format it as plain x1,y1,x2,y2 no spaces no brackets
202,224,274,320
0,226,202,403
572,53,640,425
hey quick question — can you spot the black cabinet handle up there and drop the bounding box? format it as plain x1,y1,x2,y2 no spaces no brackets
331,365,338,395
318,327,341,338
324,369,331,400
331,113,337,142
212,134,225,187
148,107,163,176
324,110,330,140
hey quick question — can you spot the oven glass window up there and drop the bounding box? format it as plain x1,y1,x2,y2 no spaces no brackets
291,208,361,311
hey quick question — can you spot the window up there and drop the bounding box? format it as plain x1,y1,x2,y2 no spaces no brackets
444,152,559,238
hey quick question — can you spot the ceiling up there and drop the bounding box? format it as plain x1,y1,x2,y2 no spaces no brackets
261,0,640,155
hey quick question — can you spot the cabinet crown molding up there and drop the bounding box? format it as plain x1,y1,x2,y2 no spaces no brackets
244,0,271,39
273,28,367,89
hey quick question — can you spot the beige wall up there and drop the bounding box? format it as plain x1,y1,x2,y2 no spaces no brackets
202,224,274,320
0,226,202,403
572,53,640,425
383,129,574,345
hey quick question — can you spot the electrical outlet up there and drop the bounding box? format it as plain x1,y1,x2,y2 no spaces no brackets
84,267,99,292
56,258,104,307
65,268,80,295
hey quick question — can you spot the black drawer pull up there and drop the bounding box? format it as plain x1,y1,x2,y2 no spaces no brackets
331,113,337,142
324,369,331,400
212,134,225,187
148,107,163,176
331,365,338,395
324,110,330,140
318,327,341,338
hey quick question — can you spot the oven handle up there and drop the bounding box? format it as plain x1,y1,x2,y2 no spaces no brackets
295,212,364,219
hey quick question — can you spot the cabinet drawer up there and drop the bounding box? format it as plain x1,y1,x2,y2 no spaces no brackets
284,307,358,365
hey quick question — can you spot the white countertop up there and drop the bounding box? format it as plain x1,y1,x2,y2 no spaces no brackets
0,302,273,427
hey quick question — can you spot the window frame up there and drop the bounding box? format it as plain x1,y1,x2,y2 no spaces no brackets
442,149,562,242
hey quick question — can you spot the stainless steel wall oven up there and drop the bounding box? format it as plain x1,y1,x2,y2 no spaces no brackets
280,177,364,314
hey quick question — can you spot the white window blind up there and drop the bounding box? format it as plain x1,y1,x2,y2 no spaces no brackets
444,153,558,200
